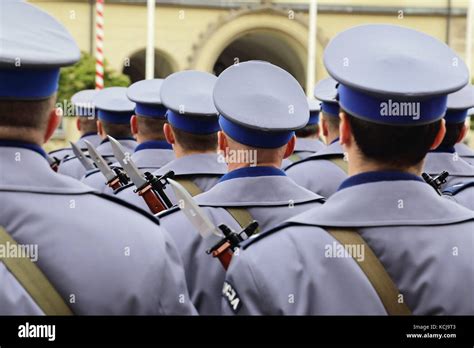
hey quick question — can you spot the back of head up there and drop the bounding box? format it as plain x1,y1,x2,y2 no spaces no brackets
0,1,80,142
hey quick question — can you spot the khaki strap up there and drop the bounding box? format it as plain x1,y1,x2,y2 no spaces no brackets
287,153,302,163
174,178,203,197
328,156,349,174
174,178,258,232
327,228,411,315
0,227,73,315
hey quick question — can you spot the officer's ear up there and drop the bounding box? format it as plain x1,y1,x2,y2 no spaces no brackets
43,107,62,144
163,123,175,145
130,115,139,136
76,117,81,132
456,123,468,144
283,135,296,159
339,111,352,146
321,117,329,140
218,131,228,154
96,120,106,139
430,119,446,150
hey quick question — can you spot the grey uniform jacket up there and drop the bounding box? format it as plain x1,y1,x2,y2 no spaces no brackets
223,172,474,315
281,138,325,170
285,140,347,198
114,153,227,212
58,138,137,180
424,150,474,188
0,144,195,315
81,144,175,194
158,167,325,315
48,133,102,162
454,143,474,165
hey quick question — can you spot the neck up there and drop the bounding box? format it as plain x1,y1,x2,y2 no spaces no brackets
326,132,340,145
173,145,217,159
347,150,422,177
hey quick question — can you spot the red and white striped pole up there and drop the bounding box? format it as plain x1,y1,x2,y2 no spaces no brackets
95,0,105,90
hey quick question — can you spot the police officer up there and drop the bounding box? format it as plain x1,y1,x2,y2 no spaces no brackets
158,61,325,314
114,71,227,210
285,77,347,198
58,87,137,180
48,89,101,161
223,24,474,315
281,99,324,169
0,1,195,315
424,84,474,189
82,79,174,193
454,108,474,165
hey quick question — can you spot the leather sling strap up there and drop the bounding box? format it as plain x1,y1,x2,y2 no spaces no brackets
326,227,411,315
287,153,302,163
174,178,257,231
0,227,73,315
327,156,349,174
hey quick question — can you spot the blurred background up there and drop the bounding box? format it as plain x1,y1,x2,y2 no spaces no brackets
27,0,474,151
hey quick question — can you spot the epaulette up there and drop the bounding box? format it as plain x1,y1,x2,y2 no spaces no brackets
113,182,134,195
61,155,78,164
90,191,160,225
239,221,294,250
48,147,70,155
156,205,180,219
83,168,101,178
442,181,474,196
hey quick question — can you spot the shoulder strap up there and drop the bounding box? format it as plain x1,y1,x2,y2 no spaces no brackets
174,178,258,232
287,153,302,163
0,227,73,315
326,227,411,315
327,156,348,174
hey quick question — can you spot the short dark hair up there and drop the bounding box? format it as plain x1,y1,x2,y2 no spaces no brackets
0,97,54,130
101,120,133,138
323,113,340,133
78,118,98,134
136,115,166,140
295,124,320,138
171,125,218,152
440,122,464,148
346,111,441,168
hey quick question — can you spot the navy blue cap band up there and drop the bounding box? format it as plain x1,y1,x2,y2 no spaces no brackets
321,102,339,118
135,103,168,118
0,68,60,99
444,109,468,124
219,116,294,149
307,111,320,125
98,110,133,124
166,110,220,134
338,84,447,125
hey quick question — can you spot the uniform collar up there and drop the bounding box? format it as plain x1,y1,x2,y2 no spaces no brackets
135,140,172,152
219,166,286,183
430,146,456,154
0,139,47,158
338,171,423,191
330,137,340,145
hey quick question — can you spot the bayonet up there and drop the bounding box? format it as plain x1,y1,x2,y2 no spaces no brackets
85,140,128,190
70,142,95,171
109,136,173,213
167,178,259,270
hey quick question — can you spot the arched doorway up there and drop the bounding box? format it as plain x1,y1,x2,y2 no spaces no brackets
123,48,177,83
212,30,306,86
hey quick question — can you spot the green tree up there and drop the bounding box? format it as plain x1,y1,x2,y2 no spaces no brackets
57,51,130,104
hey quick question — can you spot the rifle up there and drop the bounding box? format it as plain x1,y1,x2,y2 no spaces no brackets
167,178,259,270
422,171,449,196
108,136,174,213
